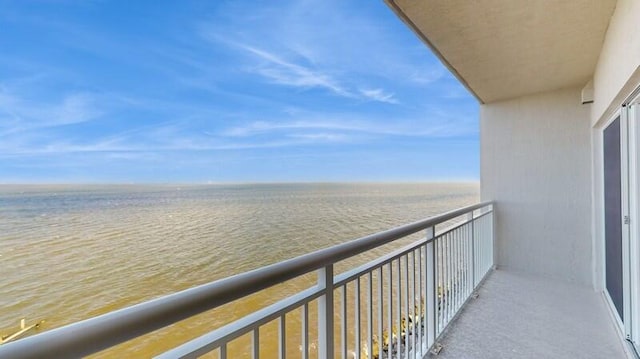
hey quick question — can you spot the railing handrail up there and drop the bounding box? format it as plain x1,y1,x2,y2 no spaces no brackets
0,201,493,359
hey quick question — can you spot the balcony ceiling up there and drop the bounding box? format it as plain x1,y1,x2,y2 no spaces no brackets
386,0,617,103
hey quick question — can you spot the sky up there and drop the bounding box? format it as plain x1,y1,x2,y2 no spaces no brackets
0,0,479,183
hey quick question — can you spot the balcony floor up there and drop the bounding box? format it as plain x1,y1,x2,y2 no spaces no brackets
431,270,628,358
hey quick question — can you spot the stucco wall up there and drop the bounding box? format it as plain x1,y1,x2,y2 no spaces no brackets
481,87,592,285
592,0,640,126
590,0,640,292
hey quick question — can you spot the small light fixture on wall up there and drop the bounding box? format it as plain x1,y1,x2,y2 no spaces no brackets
582,79,594,104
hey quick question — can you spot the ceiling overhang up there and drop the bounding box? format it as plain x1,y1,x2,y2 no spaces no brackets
386,0,617,103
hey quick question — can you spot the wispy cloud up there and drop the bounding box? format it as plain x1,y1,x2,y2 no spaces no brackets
221,115,475,139
359,88,398,104
199,27,403,104
0,89,102,135
287,132,351,142
239,45,353,98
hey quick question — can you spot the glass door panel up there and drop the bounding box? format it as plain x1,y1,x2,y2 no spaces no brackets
604,116,624,321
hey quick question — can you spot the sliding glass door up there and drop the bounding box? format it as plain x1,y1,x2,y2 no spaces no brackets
604,116,625,321
604,96,640,350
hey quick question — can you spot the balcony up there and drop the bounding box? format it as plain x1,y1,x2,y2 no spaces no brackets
433,270,625,358
0,202,628,358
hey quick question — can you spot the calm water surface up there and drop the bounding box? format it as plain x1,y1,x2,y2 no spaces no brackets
0,183,478,357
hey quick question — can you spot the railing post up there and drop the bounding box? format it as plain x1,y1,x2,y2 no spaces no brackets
425,226,436,348
317,264,334,359
470,210,477,287
470,210,476,287
491,203,496,269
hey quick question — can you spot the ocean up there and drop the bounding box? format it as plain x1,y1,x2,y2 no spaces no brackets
0,183,478,357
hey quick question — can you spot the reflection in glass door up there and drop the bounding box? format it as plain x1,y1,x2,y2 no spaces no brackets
604,98,640,352
604,116,624,321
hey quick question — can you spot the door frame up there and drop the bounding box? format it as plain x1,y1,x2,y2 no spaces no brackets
627,95,640,347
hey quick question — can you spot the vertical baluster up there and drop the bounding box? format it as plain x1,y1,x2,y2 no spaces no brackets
481,215,484,280
490,213,494,270
301,304,308,359
426,227,436,346
467,222,473,294
377,267,383,359
462,226,466,304
418,246,423,351
462,222,467,296
465,222,470,296
485,216,491,272
387,263,392,357
439,234,444,328
484,215,492,272
460,227,464,302
403,255,409,359
459,227,463,307
481,216,485,277
478,217,482,276
439,236,447,330
453,229,458,311
253,328,259,359
396,258,402,357
487,215,490,272
460,225,465,300
367,272,372,359
341,285,347,359
279,315,286,359
471,213,476,288
477,216,480,277
484,216,487,275
220,344,227,359
436,236,441,332
410,250,416,359
485,216,489,272
491,208,495,267
482,216,486,274
443,233,447,327
479,217,483,275
451,230,455,314
477,214,480,274
451,230,458,312
464,225,468,299
447,232,452,324
480,212,483,271
457,227,461,309
478,216,481,276
443,233,448,324
456,229,460,310
450,232,455,318
318,265,334,359
486,215,490,271
482,217,486,274
355,277,361,359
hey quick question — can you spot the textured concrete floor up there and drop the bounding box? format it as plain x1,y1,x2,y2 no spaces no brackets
431,270,628,359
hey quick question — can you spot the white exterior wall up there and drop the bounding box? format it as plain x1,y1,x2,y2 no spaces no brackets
481,87,592,285
590,0,640,292
592,0,640,126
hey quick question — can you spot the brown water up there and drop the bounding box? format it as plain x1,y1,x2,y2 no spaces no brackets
0,183,478,357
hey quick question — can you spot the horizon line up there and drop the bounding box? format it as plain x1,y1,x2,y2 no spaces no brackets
0,180,480,186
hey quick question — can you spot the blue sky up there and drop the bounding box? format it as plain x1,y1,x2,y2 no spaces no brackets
0,0,479,183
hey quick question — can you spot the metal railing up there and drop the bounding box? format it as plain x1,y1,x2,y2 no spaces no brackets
0,202,494,359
